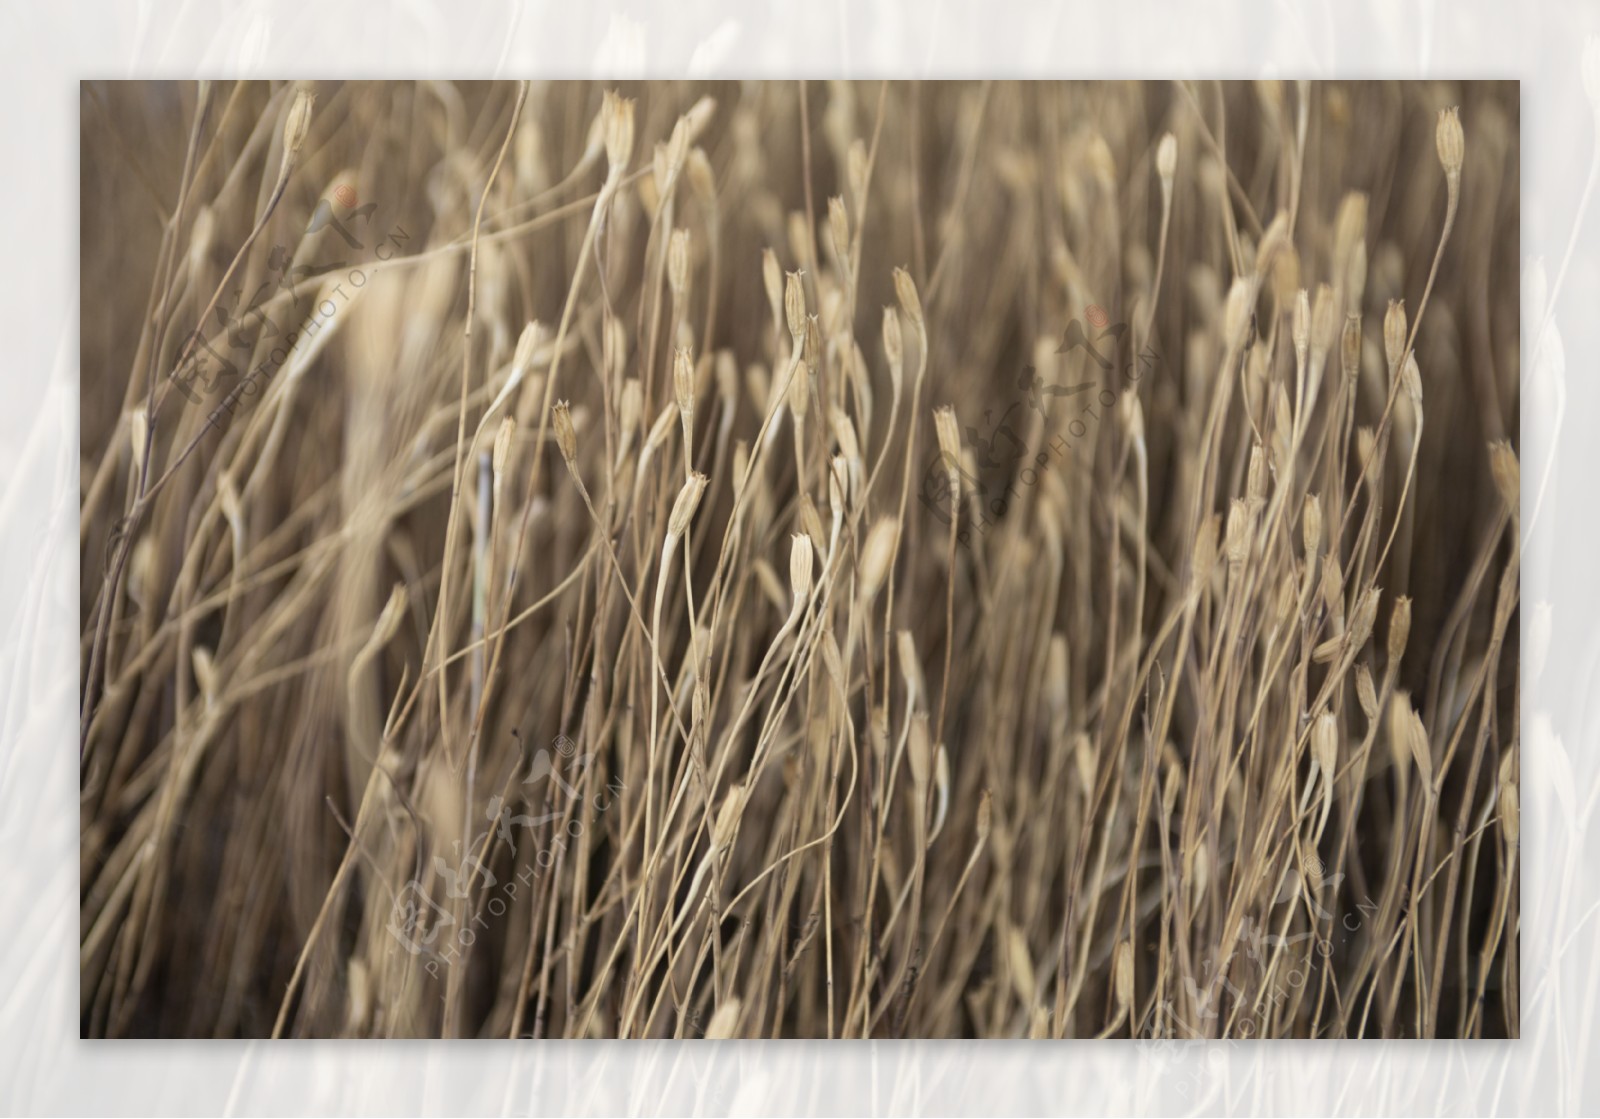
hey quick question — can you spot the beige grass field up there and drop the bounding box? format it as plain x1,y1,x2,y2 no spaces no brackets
79,80,1520,1038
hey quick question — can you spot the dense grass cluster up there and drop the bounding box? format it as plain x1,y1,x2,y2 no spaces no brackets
80,80,1519,1038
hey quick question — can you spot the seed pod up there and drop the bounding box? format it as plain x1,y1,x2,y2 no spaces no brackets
1435,106,1464,181
189,205,215,275
882,306,904,379
707,998,742,1043
1223,278,1252,349
552,400,577,466
281,88,315,169
789,533,813,612
1499,778,1520,846
1113,941,1133,1010
602,91,635,175
762,249,783,331
512,320,541,380
687,147,715,204
1312,284,1336,360
784,271,806,338
976,788,993,843
1356,664,1379,721
1489,440,1520,515
711,784,747,853
673,346,695,424
847,139,868,208
667,228,690,298
858,517,898,601
1302,493,1322,558
1156,132,1177,182
1401,353,1423,409
1387,595,1412,664
828,195,850,265
1225,499,1252,566
892,267,924,330
492,415,516,491
129,409,149,474
908,712,933,791
1384,300,1407,370
667,472,708,537
1341,312,1362,380
1247,444,1267,503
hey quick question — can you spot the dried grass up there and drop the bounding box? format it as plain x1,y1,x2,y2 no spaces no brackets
79,79,1520,1038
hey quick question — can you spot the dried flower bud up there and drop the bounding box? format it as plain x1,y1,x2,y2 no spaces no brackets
704,996,742,1040
552,400,577,466
684,148,716,206
1113,940,1134,1010
512,320,541,381
189,206,215,275
892,267,923,330
1401,353,1423,408
828,196,850,266
668,228,690,298
1247,443,1267,502
762,248,783,331
673,346,695,423
1225,499,1252,566
847,139,868,208
1312,713,1338,782
1156,132,1177,183
493,415,516,486
859,517,898,602
908,712,933,791
790,533,814,611
1223,278,1252,349
787,355,811,420
711,784,747,853
1435,106,1464,181
1302,493,1322,557
617,381,643,441
882,306,904,376
1310,284,1335,360
1500,780,1520,845
1489,440,1520,515
602,90,635,175
784,271,806,338
1384,300,1407,370
1356,664,1379,721
281,88,315,170
129,409,149,474
1387,595,1412,664
1405,704,1432,788
667,472,709,537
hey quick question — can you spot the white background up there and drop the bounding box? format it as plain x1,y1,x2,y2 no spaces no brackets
6,0,1595,1113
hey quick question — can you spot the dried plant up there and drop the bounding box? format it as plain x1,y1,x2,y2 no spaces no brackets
79,80,1519,1038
